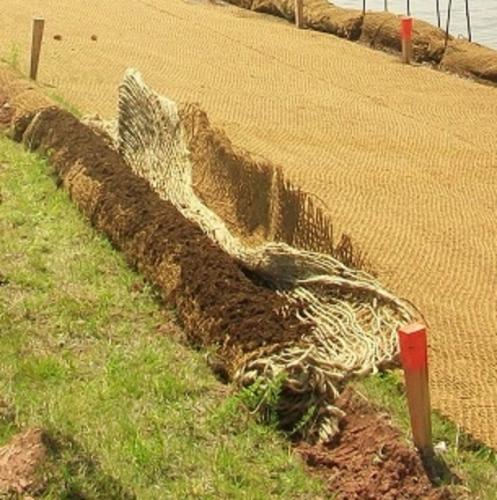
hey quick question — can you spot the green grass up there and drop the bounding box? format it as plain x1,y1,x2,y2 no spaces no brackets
1,43,21,71
0,137,326,498
354,372,497,499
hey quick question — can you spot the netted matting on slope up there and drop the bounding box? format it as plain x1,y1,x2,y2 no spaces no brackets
91,70,419,442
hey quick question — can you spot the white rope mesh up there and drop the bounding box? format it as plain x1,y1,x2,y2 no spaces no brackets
90,69,418,442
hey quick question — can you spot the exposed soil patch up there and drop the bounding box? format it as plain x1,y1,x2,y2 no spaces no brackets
0,428,48,496
297,389,451,499
15,106,311,375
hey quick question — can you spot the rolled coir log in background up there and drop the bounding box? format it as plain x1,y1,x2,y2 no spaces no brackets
303,0,363,40
227,0,363,40
13,106,310,374
360,12,447,63
441,40,497,83
225,0,254,10
251,0,294,20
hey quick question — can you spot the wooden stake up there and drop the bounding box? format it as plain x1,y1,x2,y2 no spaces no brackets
398,323,433,458
295,0,303,29
401,16,413,64
30,17,45,80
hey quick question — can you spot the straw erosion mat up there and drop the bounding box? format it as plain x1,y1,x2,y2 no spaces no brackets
2,0,497,450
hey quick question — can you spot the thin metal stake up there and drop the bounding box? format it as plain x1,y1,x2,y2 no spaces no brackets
445,0,453,47
465,0,472,41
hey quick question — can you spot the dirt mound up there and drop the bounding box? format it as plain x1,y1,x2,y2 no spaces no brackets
360,12,447,63
441,39,497,83
0,428,48,496
297,389,451,499
14,106,310,373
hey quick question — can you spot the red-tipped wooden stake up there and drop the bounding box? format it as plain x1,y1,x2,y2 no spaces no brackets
295,0,303,29
398,323,433,457
30,17,45,80
401,16,413,64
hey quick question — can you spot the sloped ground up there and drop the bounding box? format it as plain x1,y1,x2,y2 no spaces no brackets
0,136,326,498
2,0,496,448
1,106,454,498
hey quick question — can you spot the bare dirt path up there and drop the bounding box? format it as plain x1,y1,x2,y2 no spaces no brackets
2,0,497,447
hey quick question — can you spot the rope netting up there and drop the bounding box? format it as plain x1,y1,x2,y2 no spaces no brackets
90,70,418,442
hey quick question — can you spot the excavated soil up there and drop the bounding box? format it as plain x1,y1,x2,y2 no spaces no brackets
0,428,48,496
297,390,451,499
14,106,310,373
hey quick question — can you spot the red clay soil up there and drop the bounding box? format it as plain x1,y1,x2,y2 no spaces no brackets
13,107,310,372
0,428,48,496
297,389,451,499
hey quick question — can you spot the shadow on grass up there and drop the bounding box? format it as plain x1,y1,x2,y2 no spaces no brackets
43,431,136,499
